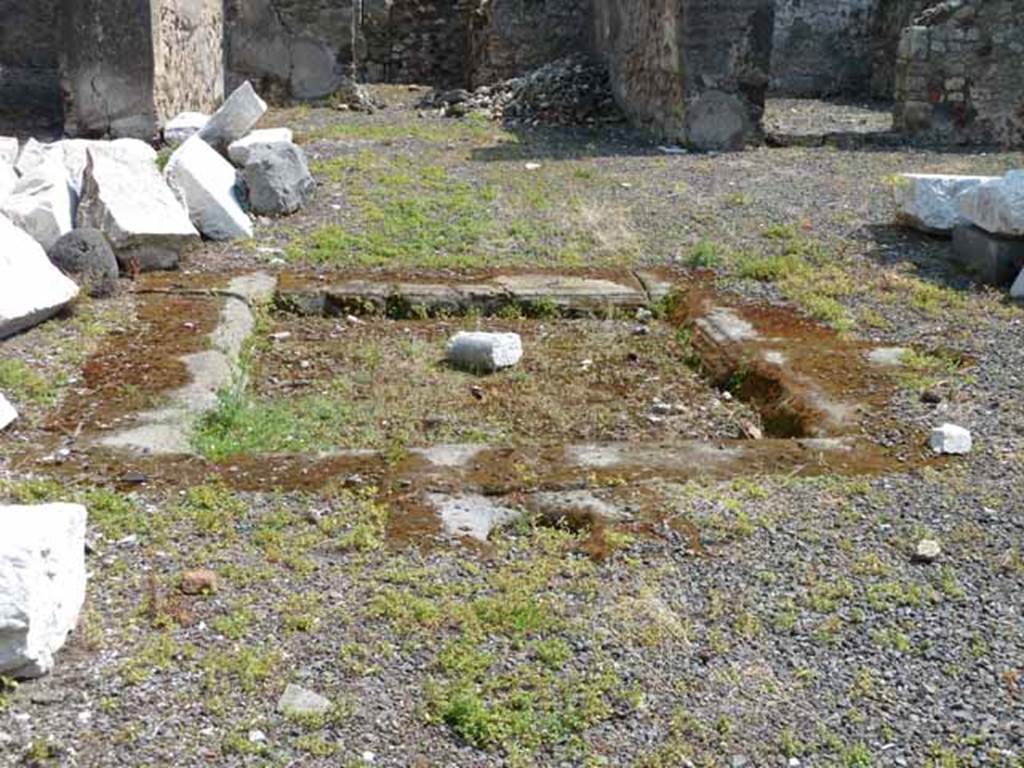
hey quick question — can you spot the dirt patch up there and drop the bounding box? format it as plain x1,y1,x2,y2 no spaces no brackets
239,313,764,452
50,294,224,436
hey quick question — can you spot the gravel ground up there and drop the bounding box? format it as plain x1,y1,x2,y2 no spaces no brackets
1,94,1022,767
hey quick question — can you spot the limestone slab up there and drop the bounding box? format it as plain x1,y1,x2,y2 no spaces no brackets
199,81,267,148
0,503,88,678
956,171,1024,237
77,146,199,272
894,173,997,235
165,136,253,241
446,332,523,374
0,393,17,430
165,112,210,147
1,155,76,251
0,214,80,339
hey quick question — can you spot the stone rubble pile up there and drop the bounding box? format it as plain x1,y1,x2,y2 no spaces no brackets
419,56,623,127
894,170,1024,293
0,80,313,342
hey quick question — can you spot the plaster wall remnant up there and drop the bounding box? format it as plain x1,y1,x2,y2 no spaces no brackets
61,0,224,140
894,0,1024,147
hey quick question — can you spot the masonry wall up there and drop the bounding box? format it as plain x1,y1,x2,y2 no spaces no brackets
153,0,225,120
469,0,594,86
771,0,876,96
593,0,773,150
224,0,357,101
0,0,61,131
62,0,159,138
894,0,1024,147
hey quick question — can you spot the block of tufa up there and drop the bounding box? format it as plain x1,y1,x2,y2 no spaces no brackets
0,503,88,678
446,332,523,373
928,423,972,455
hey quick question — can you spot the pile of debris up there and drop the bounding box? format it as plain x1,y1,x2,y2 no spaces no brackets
0,81,313,340
419,56,623,127
894,170,1024,293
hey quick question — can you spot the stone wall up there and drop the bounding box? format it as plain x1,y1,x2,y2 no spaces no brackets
153,0,225,120
380,0,474,87
0,0,61,131
869,0,932,99
771,0,876,96
894,0,1024,147
61,0,224,139
224,0,356,101
594,0,774,150
61,0,159,138
469,0,594,86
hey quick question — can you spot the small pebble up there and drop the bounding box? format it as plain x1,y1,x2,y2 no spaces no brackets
914,539,942,563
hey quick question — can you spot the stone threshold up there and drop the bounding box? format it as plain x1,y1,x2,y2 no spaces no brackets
274,270,675,319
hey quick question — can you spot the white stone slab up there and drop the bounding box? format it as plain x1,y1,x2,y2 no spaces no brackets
0,159,16,206
199,81,268,148
928,423,972,455
893,173,997,234
77,147,199,270
446,332,523,373
0,137,18,166
228,128,295,166
426,493,520,541
956,170,1024,237
2,147,78,251
0,214,80,338
14,138,48,177
54,139,158,196
0,392,17,430
0,503,88,678
165,136,253,241
164,112,210,147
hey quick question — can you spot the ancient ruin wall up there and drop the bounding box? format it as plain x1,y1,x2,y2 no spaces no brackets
224,0,357,101
771,0,876,96
894,0,1024,147
0,0,62,131
152,0,225,120
593,0,687,142
469,0,594,86
594,0,773,150
61,0,160,138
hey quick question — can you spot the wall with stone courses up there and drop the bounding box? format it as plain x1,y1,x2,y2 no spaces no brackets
153,0,225,121
469,0,594,86
0,0,62,131
868,0,932,99
894,0,1024,147
771,0,876,96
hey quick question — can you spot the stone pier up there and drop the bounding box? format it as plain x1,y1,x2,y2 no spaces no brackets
61,0,224,140
593,0,774,151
